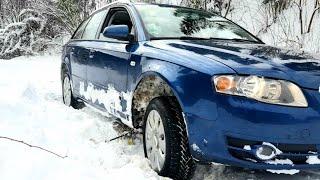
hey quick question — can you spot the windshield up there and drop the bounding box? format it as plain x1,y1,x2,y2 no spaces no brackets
136,5,259,42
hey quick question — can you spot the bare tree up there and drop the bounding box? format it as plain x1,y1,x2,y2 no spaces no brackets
31,0,96,35
0,0,3,28
307,0,320,33
223,0,232,17
293,0,320,34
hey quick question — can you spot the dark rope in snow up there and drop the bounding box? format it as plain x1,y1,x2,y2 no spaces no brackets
0,136,68,159
106,129,135,143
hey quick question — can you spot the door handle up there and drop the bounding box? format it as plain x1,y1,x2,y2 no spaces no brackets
89,49,95,58
70,47,75,55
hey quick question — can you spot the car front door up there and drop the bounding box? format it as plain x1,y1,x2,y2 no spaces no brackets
87,7,137,122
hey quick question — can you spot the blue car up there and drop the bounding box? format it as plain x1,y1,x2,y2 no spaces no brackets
61,2,320,179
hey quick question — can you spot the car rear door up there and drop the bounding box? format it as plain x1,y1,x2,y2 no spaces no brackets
77,9,108,100
67,18,90,96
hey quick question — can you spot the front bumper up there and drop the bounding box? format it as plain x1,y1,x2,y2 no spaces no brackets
185,87,320,170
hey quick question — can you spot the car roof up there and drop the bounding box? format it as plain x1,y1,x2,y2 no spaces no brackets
96,0,196,12
90,1,200,20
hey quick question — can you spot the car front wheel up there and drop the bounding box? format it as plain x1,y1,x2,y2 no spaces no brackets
143,97,195,180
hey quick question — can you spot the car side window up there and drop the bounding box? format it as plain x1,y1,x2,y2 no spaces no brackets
82,10,107,40
99,8,134,40
72,18,90,39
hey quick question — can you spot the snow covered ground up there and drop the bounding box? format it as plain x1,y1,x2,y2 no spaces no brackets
1,55,320,180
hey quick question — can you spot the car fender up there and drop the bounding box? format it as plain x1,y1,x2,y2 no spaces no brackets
132,58,229,153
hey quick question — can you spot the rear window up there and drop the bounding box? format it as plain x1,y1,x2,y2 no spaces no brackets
72,18,90,39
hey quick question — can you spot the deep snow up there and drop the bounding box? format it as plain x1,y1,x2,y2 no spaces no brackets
0,55,160,180
1,55,320,180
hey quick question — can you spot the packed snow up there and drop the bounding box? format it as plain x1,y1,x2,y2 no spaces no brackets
1,55,320,180
266,169,300,175
191,143,201,154
243,145,252,151
307,156,320,165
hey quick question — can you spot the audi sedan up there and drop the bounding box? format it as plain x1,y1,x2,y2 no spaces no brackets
61,2,320,179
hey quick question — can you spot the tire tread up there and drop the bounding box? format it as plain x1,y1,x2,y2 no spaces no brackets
144,97,195,180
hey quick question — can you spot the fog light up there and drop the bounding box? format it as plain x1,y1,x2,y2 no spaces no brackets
255,145,277,161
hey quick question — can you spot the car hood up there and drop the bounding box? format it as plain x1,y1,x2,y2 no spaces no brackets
146,40,320,90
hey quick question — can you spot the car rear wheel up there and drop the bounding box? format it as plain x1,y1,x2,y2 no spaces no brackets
143,97,195,180
62,72,84,109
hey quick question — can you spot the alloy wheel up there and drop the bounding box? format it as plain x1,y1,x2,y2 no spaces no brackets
63,76,72,106
145,110,166,172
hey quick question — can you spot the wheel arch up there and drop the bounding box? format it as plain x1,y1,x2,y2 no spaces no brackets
61,57,75,96
60,57,71,80
131,71,187,129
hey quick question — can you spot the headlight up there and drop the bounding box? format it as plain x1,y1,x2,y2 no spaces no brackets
213,75,308,107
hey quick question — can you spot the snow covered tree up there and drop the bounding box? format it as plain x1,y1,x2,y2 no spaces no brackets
0,9,44,58
180,0,232,16
0,0,99,59
32,0,96,35
0,8,63,59
0,0,30,26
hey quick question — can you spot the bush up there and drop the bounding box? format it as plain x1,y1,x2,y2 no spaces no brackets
0,9,61,59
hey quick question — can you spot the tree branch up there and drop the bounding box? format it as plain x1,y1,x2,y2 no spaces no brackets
0,136,68,159
224,0,232,17
307,5,320,33
298,0,304,34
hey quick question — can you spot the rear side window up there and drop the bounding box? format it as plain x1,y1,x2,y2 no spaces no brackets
73,18,90,39
82,10,107,40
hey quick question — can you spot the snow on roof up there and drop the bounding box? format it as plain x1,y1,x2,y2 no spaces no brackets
93,0,132,14
94,0,184,14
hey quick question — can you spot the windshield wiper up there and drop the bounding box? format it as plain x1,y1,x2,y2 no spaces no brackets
222,38,262,43
178,36,210,40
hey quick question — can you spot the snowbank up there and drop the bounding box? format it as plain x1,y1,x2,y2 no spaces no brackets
0,55,160,180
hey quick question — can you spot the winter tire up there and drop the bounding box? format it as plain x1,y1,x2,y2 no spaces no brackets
62,72,85,109
143,97,195,180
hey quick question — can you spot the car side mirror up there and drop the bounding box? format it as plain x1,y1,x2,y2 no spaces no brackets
102,25,132,41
